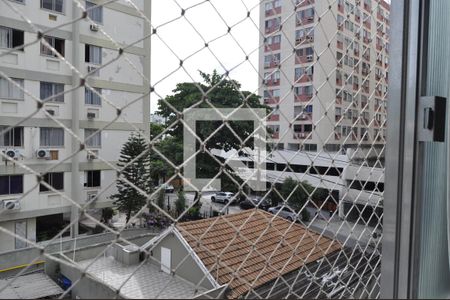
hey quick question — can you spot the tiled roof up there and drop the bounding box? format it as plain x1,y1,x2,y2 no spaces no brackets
177,209,341,298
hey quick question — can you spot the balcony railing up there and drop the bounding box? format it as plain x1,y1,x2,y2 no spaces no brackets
264,43,281,52
295,94,313,102
265,6,282,17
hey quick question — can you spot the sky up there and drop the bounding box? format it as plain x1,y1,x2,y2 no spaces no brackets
150,0,262,112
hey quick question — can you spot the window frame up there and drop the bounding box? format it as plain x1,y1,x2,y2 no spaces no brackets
39,127,65,148
85,170,101,188
40,0,65,14
0,175,23,195
40,81,65,103
0,126,24,147
84,128,102,148
39,172,64,192
0,77,24,100
40,35,65,58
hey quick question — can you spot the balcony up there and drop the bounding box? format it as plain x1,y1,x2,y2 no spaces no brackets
264,97,280,105
336,96,342,104
268,114,280,122
364,20,371,30
334,132,342,140
295,54,314,64
363,37,371,44
296,16,315,26
295,94,313,102
336,78,343,86
337,40,344,50
293,132,312,139
295,74,313,84
338,4,344,13
264,60,280,69
363,2,371,12
265,6,282,17
296,0,314,8
264,43,281,52
335,115,342,122
353,83,359,91
296,35,314,46
376,43,383,51
271,132,280,139
265,25,280,35
264,78,280,86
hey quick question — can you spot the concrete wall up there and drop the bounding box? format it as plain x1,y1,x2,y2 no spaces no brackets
150,233,215,290
0,229,157,278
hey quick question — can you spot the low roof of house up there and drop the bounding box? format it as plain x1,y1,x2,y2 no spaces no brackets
176,209,341,298
0,272,63,299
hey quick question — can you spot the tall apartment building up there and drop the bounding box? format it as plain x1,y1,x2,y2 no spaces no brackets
0,0,150,252
259,0,390,152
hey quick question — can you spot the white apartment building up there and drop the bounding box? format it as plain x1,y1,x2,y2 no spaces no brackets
0,0,150,252
259,0,390,152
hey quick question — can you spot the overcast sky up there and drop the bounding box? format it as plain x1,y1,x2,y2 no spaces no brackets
150,0,262,112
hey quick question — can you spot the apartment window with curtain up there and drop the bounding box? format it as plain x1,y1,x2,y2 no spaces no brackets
40,82,64,102
85,129,101,148
0,26,24,50
0,126,23,147
39,172,64,192
40,36,65,57
41,0,64,13
85,44,102,65
86,1,103,24
85,170,101,188
85,88,102,105
40,127,64,147
0,77,24,100
0,175,23,195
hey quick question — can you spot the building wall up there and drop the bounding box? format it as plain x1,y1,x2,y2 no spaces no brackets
259,0,390,152
150,233,215,290
0,0,150,252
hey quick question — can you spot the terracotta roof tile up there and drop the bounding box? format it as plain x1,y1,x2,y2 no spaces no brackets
176,209,341,298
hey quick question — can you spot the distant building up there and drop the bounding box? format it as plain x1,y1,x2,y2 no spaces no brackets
150,113,166,125
259,0,390,152
0,1,150,252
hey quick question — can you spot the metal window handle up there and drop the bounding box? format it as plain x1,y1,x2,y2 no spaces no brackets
418,96,447,142
424,107,434,130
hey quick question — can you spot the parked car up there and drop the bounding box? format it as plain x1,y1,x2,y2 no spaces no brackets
239,197,271,210
158,183,174,193
211,192,235,204
268,205,301,222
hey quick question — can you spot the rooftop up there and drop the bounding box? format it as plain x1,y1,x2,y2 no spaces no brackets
0,272,63,299
79,256,206,299
177,210,341,298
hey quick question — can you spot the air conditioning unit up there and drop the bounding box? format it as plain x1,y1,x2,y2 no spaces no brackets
2,149,21,160
87,112,97,119
90,24,99,32
306,55,313,62
36,149,51,159
307,16,314,21
306,36,313,42
86,191,98,202
87,150,99,160
2,199,20,210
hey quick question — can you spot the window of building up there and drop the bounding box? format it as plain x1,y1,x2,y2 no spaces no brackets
40,36,65,57
267,35,281,45
40,82,64,102
85,129,101,148
41,0,64,13
85,170,101,188
304,143,317,151
40,172,64,192
85,88,102,105
0,175,23,195
0,77,24,100
9,0,25,4
0,26,24,50
0,126,23,147
85,44,102,65
40,127,64,147
86,1,103,24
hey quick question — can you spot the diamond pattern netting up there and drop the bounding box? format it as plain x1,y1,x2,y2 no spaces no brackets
0,0,387,298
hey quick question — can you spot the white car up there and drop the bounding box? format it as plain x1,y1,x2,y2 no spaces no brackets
211,192,235,204
268,205,301,222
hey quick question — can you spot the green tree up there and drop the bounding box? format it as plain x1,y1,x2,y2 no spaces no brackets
175,191,186,216
279,177,313,221
155,70,269,190
111,133,152,223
